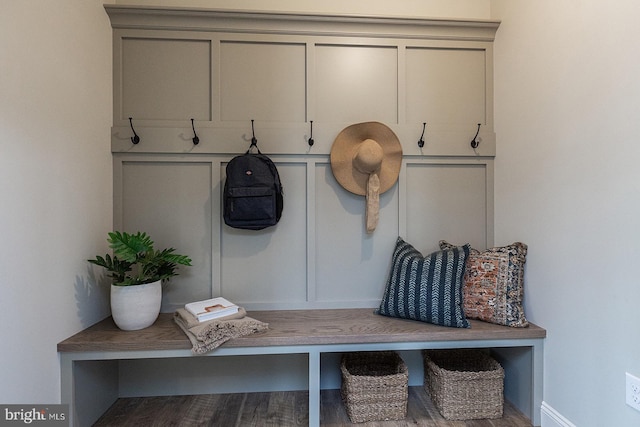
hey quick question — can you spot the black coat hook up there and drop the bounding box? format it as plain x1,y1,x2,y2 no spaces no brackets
251,120,257,146
191,118,200,145
308,120,314,147
128,117,140,144
418,122,426,148
247,119,261,154
470,123,481,149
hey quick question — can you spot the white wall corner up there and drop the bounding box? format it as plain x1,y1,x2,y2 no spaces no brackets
541,402,577,427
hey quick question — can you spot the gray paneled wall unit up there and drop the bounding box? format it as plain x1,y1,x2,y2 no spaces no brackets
106,6,500,312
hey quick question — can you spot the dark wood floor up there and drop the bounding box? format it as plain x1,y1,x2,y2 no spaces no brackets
93,387,532,426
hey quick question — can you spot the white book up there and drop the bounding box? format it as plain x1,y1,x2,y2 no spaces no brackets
185,297,239,322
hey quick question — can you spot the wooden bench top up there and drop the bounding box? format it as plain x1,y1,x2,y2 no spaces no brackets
57,308,546,353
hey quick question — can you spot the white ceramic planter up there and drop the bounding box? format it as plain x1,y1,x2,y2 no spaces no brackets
110,280,162,331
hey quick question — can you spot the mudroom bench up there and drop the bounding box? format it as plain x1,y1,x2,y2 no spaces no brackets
58,308,545,426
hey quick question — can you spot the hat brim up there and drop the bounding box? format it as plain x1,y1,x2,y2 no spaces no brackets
330,122,403,196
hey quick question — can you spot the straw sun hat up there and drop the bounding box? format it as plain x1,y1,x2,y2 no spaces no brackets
330,122,403,233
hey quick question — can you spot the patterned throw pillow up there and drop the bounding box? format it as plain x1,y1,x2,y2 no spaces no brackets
377,237,471,328
439,240,529,327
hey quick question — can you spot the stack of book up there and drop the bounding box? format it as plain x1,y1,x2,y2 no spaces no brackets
184,297,240,323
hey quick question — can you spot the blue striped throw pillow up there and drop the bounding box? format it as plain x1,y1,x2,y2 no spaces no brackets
376,237,471,328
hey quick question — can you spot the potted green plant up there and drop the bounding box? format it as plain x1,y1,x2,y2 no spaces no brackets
89,231,192,330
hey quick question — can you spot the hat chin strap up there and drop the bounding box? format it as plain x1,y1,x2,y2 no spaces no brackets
365,172,380,233
352,139,383,233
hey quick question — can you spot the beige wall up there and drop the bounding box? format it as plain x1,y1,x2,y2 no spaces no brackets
492,1,640,426
0,1,113,403
114,0,491,19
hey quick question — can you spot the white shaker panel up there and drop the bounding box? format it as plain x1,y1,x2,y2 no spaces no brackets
121,161,213,311
121,38,212,121
220,41,307,123
315,44,398,124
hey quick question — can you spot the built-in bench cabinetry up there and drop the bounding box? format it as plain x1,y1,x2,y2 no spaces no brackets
106,5,501,314
71,6,547,427
107,6,498,157
58,309,545,426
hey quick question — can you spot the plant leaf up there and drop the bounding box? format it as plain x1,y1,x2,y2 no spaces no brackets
108,231,153,263
89,231,191,286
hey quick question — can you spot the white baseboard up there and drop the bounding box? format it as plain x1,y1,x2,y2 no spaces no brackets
541,401,577,427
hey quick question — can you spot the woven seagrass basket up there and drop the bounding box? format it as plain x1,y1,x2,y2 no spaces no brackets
423,349,504,421
340,351,408,423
